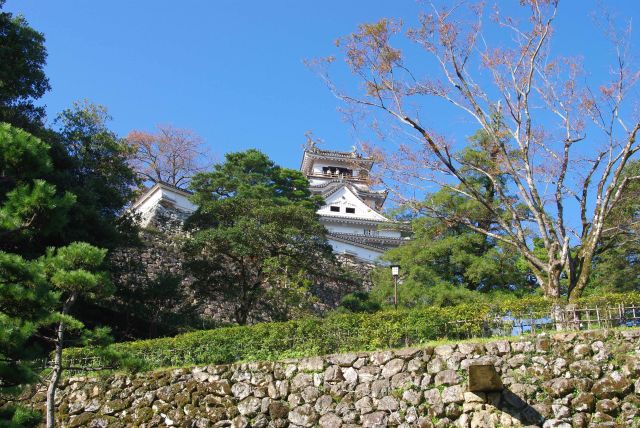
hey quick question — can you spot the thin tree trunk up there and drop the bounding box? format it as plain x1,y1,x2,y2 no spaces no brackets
46,321,65,428
46,295,75,428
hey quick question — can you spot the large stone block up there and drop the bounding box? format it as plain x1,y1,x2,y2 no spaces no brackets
468,364,503,392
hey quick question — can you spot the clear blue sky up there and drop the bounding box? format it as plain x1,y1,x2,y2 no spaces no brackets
5,1,640,171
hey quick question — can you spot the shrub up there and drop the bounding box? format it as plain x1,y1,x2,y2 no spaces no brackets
337,291,382,313
64,292,640,371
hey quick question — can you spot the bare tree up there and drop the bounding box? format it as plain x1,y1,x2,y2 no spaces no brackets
126,124,210,188
314,1,640,302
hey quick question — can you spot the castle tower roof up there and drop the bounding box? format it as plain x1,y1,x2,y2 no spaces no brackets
300,143,374,177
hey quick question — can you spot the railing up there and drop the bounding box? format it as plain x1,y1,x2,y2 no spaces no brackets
308,173,369,182
439,303,640,340
35,356,108,375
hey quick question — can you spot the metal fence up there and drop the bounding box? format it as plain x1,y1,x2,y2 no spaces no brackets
39,303,640,373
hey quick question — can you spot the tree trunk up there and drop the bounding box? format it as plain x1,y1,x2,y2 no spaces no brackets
46,295,75,428
569,252,593,302
235,305,248,325
46,321,65,428
543,272,568,331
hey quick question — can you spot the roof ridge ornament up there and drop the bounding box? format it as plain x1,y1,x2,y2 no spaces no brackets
304,131,323,154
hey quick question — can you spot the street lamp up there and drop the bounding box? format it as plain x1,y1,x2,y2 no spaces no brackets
391,265,400,309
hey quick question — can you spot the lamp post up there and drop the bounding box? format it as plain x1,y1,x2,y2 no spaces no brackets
391,265,400,309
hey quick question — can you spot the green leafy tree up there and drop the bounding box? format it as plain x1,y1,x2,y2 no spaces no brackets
40,242,111,428
44,102,140,342
369,214,534,309
337,291,381,313
0,1,50,132
589,160,640,292
0,124,116,426
184,149,334,325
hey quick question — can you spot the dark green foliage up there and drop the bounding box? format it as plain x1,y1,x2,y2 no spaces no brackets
0,252,55,426
185,149,334,325
65,292,640,370
0,123,75,256
369,200,534,308
590,244,639,293
0,2,50,131
0,122,65,427
46,101,139,250
112,272,199,339
589,160,640,293
369,219,535,308
187,149,324,217
337,291,381,313
39,242,113,428
0,405,41,428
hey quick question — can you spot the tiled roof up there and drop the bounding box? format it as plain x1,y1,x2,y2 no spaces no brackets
131,181,192,210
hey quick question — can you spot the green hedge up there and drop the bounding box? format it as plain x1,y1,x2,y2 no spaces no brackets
65,292,640,370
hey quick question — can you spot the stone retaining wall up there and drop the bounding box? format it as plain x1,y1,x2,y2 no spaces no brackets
109,203,370,325
26,328,640,427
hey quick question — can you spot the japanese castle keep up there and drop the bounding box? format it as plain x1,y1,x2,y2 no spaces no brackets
132,143,406,262
300,142,406,262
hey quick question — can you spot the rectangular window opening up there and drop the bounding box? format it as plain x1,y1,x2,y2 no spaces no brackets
330,206,340,212
346,207,356,214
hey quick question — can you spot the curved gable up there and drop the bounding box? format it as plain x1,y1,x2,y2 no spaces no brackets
318,184,389,222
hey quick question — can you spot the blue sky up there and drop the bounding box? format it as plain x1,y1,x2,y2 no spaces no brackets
5,1,640,172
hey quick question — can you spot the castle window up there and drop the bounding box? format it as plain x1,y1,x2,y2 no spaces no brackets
323,167,353,177
330,206,340,212
346,207,355,214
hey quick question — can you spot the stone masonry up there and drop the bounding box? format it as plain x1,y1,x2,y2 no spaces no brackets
25,328,640,427
109,202,371,324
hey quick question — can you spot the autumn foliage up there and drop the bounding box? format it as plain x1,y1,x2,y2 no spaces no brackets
126,124,211,188
317,1,640,301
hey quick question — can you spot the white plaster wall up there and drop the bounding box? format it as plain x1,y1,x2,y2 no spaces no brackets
318,187,388,221
322,223,364,235
134,188,164,218
309,177,331,187
328,239,384,262
159,188,197,213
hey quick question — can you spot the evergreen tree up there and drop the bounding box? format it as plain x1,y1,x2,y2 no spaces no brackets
47,101,139,250
0,253,55,427
184,149,334,325
0,124,115,427
39,242,111,428
0,1,50,132
0,123,75,257
589,160,640,293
